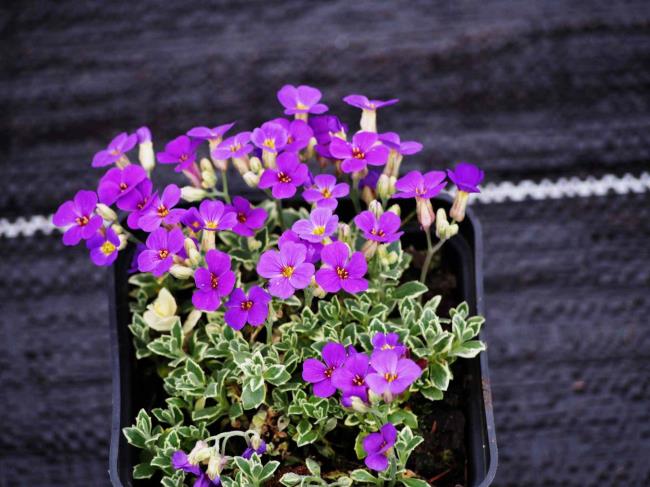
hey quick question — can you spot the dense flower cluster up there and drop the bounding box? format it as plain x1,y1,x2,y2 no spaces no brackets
54,84,486,486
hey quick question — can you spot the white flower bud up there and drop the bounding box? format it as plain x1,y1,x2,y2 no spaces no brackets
170,264,194,280
247,237,262,251
387,204,401,216
183,309,202,334
188,441,211,465
361,239,378,259
416,198,435,231
350,396,370,413
200,157,214,173
249,156,263,173
143,288,179,332
189,248,201,267
118,234,128,250
206,451,223,481
376,174,394,200
310,276,327,298
201,170,217,189
138,141,155,172
435,208,449,240
243,171,260,188
232,156,250,175
262,151,277,169
446,223,459,239
361,185,375,205
387,251,398,264
112,223,124,234
368,200,383,218
95,203,117,221
181,186,207,202
337,223,351,244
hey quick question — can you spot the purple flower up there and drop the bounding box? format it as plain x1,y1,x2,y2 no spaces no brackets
270,118,314,152
92,132,138,167
447,162,484,193
242,440,267,460
128,243,146,274
192,249,236,312
343,94,399,111
116,179,156,230
181,200,236,232
372,333,407,356
172,451,221,487
379,132,422,155
277,84,328,115
365,350,422,397
97,165,147,205
309,115,346,144
315,242,368,294
212,132,253,160
226,196,268,237
224,286,271,330
187,122,235,142
278,230,322,264
291,207,338,243
86,226,120,266
172,450,201,476
251,121,288,154
256,242,315,299
138,184,186,231
360,170,381,190
258,152,309,199
328,132,389,174
331,353,371,403
157,135,200,172
302,174,349,209
138,227,184,277
53,190,103,246
136,127,151,143
362,423,397,471
354,211,403,244
393,170,446,200
301,342,347,398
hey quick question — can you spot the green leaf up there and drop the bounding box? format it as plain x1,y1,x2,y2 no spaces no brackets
192,405,223,424
400,478,430,487
305,457,321,476
242,382,266,410
428,360,452,390
135,409,152,434
394,281,428,300
122,426,147,449
263,364,292,386
185,358,206,385
452,340,486,358
259,460,280,481
234,457,253,478
350,469,379,483
420,386,444,401
280,473,302,486
133,462,156,479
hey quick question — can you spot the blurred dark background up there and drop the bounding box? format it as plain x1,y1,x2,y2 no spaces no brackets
2,1,650,486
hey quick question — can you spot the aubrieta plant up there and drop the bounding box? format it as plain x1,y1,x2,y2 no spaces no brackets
54,85,487,487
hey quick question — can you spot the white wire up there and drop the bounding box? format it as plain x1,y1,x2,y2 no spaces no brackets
1,172,649,239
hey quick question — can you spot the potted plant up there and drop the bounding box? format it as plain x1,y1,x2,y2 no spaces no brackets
54,85,497,486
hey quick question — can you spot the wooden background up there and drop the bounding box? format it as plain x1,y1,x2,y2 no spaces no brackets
1,1,649,485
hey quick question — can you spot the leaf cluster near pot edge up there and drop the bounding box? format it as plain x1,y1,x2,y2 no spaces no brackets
53,85,487,486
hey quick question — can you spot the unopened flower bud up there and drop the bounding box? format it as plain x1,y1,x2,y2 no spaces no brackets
183,309,202,334
137,127,155,172
200,157,214,173
170,264,194,280
449,190,470,222
361,240,379,259
376,244,389,265
262,150,277,169
247,237,262,251
446,223,459,239
206,451,223,481
187,441,211,465
386,251,398,264
111,223,124,234
350,396,370,413
311,276,327,298
376,174,394,200
243,171,260,188
416,198,435,231
181,186,207,202
387,204,401,216
337,223,351,244
202,230,216,252
361,185,375,206
201,170,217,189
118,234,128,250
96,203,117,221
249,156,263,173
435,208,449,240
368,200,383,218
232,156,250,175
185,238,201,266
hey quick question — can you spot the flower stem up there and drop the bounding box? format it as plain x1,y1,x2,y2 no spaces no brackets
266,319,273,346
387,455,398,486
401,209,416,227
221,170,231,204
275,198,285,231
351,178,361,213
419,228,445,284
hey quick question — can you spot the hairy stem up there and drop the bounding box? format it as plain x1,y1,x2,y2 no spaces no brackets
419,228,445,284
221,169,231,204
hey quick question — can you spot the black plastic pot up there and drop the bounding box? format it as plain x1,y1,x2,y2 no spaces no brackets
108,195,498,486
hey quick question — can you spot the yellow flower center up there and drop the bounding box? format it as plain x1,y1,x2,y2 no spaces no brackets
210,274,219,289
179,153,189,162
296,102,308,110
281,265,294,278
371,229,385,237
335,266,349,279
353,375,365,386
119,182,128,190
381,344,395,351
230,143,241,153
321,188,332,198
313,226,326,236
158,249,169,259
278,172,292,183
75,216,89,226
157,205,169,217
241,300,253,311
352,147,365,159
101,241,116,255
263,138,276,149
324,367,334,378
384,372,398,383
237,212,247,223
205,221,217,229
